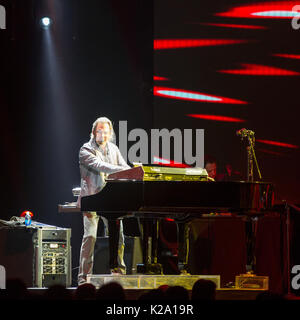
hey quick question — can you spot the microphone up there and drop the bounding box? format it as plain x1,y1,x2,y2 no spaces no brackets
236,128,246,137
236,128,255,138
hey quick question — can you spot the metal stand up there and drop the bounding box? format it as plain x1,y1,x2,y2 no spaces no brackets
176,219,190,274
237,128,262,273
237,128,262,182
245,216,258,273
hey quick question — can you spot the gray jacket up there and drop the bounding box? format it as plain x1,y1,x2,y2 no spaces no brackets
78,138,130,207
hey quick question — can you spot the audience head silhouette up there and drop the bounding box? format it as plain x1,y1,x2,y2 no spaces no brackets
96,282,125,300
138,288,166,300
5,278,28,299
164,285,189,300
44,284,72,300
191,279,216,300
75,283,96,300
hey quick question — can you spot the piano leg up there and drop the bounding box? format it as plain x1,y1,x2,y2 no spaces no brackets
245,217,258,273
137,217,163,275
176,221,190,274
151,219,159,264
107,218,121,271
141,218,151,266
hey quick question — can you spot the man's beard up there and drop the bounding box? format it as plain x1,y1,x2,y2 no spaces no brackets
96,137,107,146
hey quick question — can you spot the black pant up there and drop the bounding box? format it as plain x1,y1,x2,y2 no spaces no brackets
107,218,121,269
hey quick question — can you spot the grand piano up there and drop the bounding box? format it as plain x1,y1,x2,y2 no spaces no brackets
79,165,274,274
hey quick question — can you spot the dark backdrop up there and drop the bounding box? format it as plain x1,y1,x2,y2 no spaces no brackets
154,0,300,204
1,0,152,284
1,0,300,288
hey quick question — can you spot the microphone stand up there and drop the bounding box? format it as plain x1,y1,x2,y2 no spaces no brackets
237,129,262,275
237,129,262,182
246,132,262,182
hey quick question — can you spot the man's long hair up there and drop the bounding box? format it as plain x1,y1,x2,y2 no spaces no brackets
90,116,116,144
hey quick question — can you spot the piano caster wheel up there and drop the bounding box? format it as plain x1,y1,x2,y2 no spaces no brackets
137,263,163,275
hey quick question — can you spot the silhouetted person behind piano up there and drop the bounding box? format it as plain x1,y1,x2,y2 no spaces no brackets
204,156,224,181
77,117,130,285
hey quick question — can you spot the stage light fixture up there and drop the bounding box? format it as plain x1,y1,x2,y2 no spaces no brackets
40,17,52,28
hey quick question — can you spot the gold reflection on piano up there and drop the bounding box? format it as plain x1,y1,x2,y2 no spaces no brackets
107,164,209,182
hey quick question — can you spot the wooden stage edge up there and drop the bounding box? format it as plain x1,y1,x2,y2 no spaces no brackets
27,287,264,300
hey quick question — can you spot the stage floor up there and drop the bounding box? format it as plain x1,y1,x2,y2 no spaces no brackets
26,274,268,300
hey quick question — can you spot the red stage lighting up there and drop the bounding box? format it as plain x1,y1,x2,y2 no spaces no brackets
154,76,169,81
154,86,247,104
274,53,300,60
153,156,191,168
256,139,299,149
187,114,245,123
258,149,285,156
202,23,267,30
216,2,300,19
219,63,300,76
154,39,247,50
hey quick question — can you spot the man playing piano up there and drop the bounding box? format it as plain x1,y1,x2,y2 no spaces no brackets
77,117,130,285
